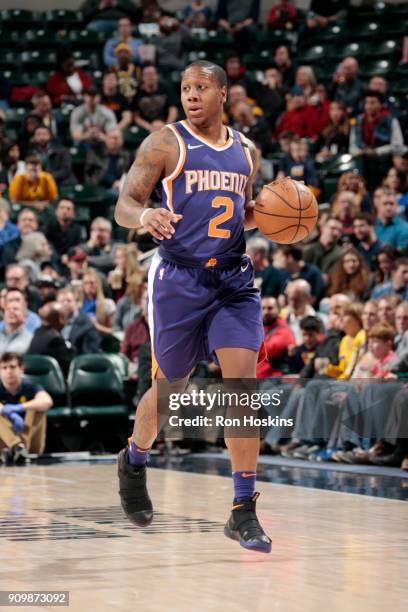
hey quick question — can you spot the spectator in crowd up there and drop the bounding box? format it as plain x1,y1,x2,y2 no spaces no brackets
303,216,343,277
371,258,408,301
273,44,296,89
316,101,350,161
226,84,263,121
331,57,366,117
256,67,284,128
223,53,256,97
133,65,178,133
295,66,317,101
281,279,320,343
328,248,371,301
307,0,349,29
16,232,54,283
277,138,319,191
0,351,52,466
387,301,408,373
113,42,140,101
0,142,25,189
377,295,399,326
276,245,325,304
57,287,101,355
368,75,398,116
2,209,39,268
267,0,297,30
120,288,150,370
45,198,82,257
308,83,330,137
274,86,313,139
80,217,115,273
336,171,371,213
113,270,145,332
84,128,131,192
100,70,133,130
331,190,360,234
9,156,57,212
288,315,323,374
257,296,295,378
82,0,140,33
0,301,33,355
1,289,40,334
47,50,94,107
70,87,117,145
108,244,141,302
216,0,259,52
80,268,116,335
30,92,62,141
382,167,408,214
183,1,212,27
5,264,40,312
155,15,194,72
246,237,286,297
29,126,76,186
64,247,89,284
27,301,75,378
104,16,143,67
352,213,383,268
0,199,19,261
374,191,408,250
18,114,44,158
231,103,272,157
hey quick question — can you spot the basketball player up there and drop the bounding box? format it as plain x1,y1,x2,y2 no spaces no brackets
115,61,272,553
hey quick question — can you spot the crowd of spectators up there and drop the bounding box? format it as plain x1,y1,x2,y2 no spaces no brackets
0,1,407,468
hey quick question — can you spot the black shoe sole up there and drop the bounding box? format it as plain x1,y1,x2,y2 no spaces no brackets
224,521,272,553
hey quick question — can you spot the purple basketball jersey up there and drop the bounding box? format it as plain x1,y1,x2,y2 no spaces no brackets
159,120,253,263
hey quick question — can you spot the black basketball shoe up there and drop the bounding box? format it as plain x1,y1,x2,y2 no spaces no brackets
117,448,153,526
224,492,272,553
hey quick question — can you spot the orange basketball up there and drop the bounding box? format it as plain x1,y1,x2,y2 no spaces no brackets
254,178,318,244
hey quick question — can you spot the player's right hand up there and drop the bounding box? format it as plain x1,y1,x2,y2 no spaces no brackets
141,208,183,240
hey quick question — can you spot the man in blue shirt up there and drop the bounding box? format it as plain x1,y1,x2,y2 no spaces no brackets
0,351,53,465
371,258,408,301
0,198,19,267
375,192,408,250
103,17,143,67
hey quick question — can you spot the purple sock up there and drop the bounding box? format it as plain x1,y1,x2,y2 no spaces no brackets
233,471,256,501
127,438,150,467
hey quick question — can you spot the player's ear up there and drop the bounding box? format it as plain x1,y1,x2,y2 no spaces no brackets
221,86,227,104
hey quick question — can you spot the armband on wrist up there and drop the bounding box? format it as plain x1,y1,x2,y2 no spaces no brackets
139,209,150,227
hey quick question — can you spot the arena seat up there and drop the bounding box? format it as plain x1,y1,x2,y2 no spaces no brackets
68,30,105,49
0,9,42,30
21,50,57,70
5,108,26,130
360,59,394,78
312,24,350,44
23,355,71,421
365,40,400,59
44,10,84,30
103,353,129,379
24,30,61,49
332,42,367,61
68,354,127,418
123,126,149,149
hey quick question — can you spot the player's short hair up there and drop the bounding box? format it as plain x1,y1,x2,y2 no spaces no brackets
0,352,23,367
183,61,227,88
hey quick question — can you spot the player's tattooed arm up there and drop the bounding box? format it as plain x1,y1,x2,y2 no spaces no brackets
114,127,183,240
244,140,260,231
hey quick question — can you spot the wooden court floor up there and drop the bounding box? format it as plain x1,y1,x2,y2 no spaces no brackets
0,463,407,612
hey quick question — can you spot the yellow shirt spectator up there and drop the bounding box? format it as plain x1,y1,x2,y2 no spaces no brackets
9,157,57,205
325,329,366,379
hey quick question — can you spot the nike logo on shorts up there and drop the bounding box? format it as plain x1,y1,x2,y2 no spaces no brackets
187,144,204,149
241,262,249,273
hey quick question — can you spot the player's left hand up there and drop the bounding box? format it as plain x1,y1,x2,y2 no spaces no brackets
141,208,183,240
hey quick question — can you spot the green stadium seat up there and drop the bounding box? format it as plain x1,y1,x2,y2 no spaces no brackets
123,126,149,149
44,10,84,30
365,40,400,59
332,42,367,61
257,29,296,48
68,30,105,48
59,184,108,206
322,177,339,200
299,45,332,64
2,52,20,70
68,354,127,418
72,50,101,70
0,9,42,29
0,30,20,49
360,59,395,78
21,50,57,70
24,29,61,49
5,108,26,130
201,30,234,48
19,71,49,88
23,355,71,421
104,353,129,379
243,49,274,70
313,24,350,43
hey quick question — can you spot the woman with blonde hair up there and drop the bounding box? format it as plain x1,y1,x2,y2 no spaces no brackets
108,243,141,302
113,270,146,331
336,171,371,212
81,268,116,335
328,248,371,301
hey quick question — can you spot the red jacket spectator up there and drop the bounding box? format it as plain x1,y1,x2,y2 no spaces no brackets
267,1,297,29
47,51,94,106
257,317,296,378
274,86,315,139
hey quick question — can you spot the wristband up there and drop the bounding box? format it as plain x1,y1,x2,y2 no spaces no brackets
139,209,150,227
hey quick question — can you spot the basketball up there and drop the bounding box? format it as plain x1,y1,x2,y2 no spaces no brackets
254,178,318,244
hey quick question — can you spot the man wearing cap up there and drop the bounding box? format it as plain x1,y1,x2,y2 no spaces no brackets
70,87,117,145
104,16,143,67
65,247,90,283
113,42,140,101
274,86,314,139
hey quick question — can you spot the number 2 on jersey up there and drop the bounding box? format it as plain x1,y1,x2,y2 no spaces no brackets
208,197,234,239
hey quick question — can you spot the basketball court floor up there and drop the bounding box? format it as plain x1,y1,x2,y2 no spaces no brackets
1,454,407,612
